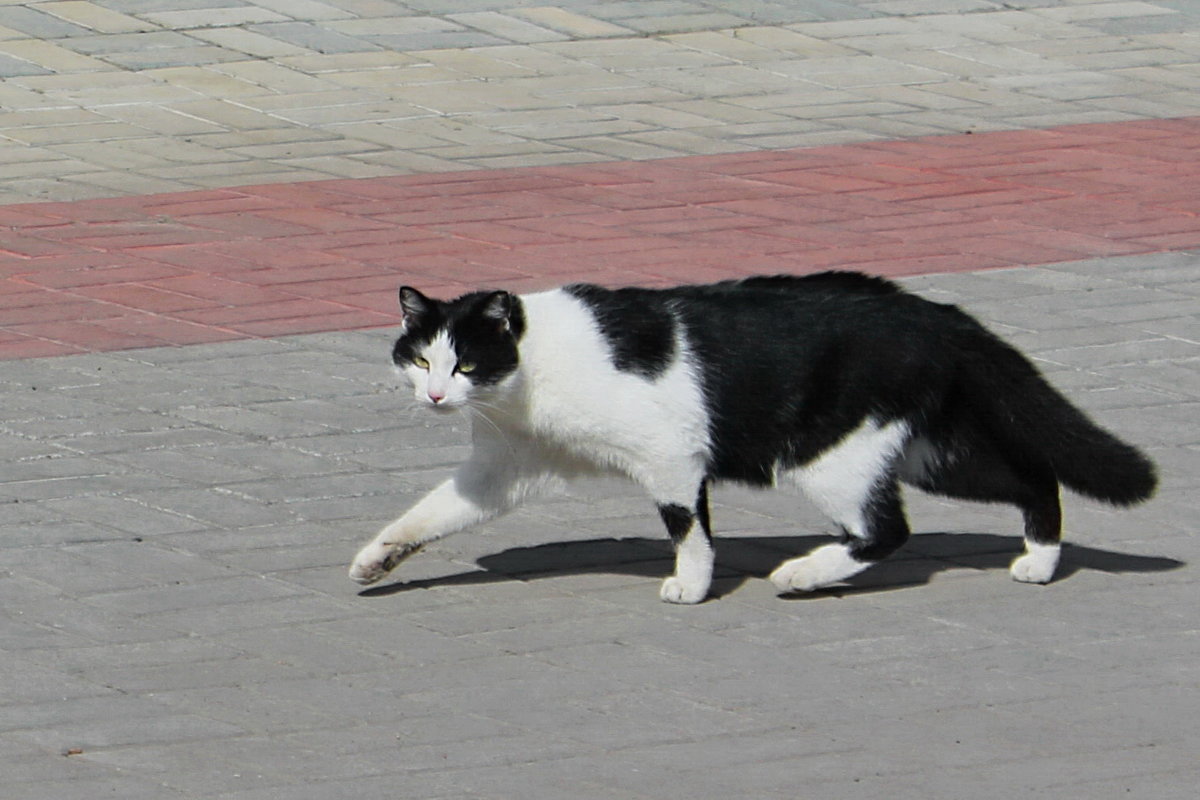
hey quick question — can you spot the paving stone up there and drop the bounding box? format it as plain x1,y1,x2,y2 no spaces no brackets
35,1,159,34
246,21,384,53
140,7,290,28
0,52,53,77
446,11,570,43
0,5,95,38
509,7,635,38
185,26,315,57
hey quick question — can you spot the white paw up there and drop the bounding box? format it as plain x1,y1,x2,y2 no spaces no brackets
1010,544,1059,584
769,544,866,593
660,575,708,605
349,541,422,585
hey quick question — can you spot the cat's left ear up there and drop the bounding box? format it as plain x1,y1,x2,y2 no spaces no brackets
480,291,514,332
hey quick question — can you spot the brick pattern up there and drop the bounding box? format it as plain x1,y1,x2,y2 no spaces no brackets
3,116,1200,358
1,1,1200,204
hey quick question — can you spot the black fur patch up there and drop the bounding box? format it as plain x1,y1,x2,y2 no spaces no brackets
657,483,711,545
657,503,694,544
565,284,676,379
668,272,919,485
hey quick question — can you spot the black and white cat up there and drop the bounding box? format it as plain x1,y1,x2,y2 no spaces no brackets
349,272,1156,604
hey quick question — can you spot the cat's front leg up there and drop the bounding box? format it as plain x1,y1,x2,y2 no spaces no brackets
656,483,714,604
660,530,713,604
350,456,528,586
348,518,429,586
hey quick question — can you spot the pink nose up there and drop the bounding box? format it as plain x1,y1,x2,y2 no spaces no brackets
428,391,445,403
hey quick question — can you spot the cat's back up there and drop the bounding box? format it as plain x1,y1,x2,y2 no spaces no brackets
557,271,905,321
660,271,961,347
519,272,976,376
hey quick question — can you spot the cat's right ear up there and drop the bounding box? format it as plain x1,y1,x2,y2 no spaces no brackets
398,286,430,332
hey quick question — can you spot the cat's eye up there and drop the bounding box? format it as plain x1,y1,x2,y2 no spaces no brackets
412,356,430,370
456,362,476,374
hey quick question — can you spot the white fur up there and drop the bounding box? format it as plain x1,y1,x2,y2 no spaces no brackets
769,542,868,593
351,290,716,600
661,525,714,604
1011,541,1060,584
761,417,911,594
515,291,710,488
787,416,910,539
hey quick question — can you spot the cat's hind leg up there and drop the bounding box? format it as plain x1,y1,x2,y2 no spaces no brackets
902,432,1063,584
1008,477,1062,584
770,481,910,593
770,417,911,594
656,482,715,605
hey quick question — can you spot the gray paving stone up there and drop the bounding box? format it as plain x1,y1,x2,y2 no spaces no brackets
4,777,186,800
247,21,385,53
60,30,203,55
98,45,247,70
0,54,53,78
0,6,96,38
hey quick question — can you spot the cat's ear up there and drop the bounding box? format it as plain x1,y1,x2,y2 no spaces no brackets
480,291,514,331
398,286,431,331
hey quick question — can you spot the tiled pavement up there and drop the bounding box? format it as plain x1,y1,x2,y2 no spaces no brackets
2,2,1199,799
2,0,1200,205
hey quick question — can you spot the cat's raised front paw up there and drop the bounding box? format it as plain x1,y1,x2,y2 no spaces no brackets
659,575,707,604
349,541,422,585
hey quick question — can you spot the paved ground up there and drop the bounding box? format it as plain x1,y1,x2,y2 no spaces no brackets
2,2,1198,799
2,0,1200,205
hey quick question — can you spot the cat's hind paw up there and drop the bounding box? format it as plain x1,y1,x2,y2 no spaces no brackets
660,575,708,604
349,541,422,585
1010,543,1059,585
769,544,868,594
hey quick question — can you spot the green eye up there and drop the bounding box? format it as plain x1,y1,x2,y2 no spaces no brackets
456,362,476,374
412,356,429,369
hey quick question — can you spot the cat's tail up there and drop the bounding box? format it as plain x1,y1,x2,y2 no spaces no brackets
961,336,1157,507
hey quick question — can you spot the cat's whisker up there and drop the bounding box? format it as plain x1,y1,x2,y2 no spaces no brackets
464,404,521,463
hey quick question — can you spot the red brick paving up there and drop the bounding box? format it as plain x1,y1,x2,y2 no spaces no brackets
2,117,1199,359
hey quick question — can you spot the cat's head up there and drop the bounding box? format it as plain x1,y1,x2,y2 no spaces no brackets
392,286,524,410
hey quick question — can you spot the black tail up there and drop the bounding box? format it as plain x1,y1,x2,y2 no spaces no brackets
961,336,1157,507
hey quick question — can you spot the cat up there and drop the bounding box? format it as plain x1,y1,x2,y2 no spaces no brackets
349,271,1156,604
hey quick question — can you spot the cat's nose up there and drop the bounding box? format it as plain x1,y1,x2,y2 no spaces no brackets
428,390,446,404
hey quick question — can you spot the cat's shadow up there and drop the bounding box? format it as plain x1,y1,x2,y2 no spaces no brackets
359,532,1184,600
